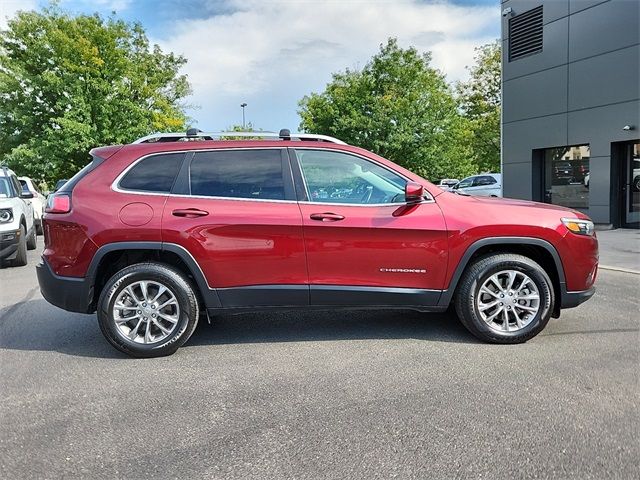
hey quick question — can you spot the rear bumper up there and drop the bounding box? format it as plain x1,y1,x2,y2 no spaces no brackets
560,286,596,309
0,229,20,260
36,258,94,313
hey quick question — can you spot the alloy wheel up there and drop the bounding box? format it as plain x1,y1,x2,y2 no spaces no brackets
476,270,540,333
112,280,180,344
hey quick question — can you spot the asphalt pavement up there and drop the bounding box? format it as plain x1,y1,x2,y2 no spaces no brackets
1,239,638,479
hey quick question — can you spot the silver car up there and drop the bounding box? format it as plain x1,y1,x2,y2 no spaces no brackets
451,174,502,197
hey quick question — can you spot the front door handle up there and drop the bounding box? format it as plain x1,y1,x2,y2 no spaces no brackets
310,212,345,222
172,208,209,218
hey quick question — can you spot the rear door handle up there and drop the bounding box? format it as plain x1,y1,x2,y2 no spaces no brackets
310,212,345,222
172,208,209,218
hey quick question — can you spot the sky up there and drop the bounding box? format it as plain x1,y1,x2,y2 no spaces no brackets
0,0,500,132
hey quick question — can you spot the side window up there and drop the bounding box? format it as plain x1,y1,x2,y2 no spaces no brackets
19,179,30,194
295,150,406,205
189,149,285,200
474,176,497,186
119,153,184,193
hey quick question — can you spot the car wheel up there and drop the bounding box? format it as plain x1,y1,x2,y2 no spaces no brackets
13,224,28,267
97,263,200,358
454,253,554,344
633,176,640,192
26,226,37,250
36,222,44,236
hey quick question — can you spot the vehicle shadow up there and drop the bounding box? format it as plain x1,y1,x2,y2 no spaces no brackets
0,299,479,359
187,308,479,348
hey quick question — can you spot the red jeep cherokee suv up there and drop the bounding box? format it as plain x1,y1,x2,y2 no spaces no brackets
37,130,598,357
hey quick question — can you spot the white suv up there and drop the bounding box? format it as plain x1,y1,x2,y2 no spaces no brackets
18,176,46,235
0,166,37,266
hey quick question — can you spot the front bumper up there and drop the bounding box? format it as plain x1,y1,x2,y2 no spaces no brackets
36,258,94,313
0,229,20,260
560,286,596,309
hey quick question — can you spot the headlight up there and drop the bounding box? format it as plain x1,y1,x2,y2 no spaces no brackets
0,208,13,223
561,217,595,236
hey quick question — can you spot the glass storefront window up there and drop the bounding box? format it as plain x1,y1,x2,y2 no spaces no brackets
543,145,590,209
624,142,640,225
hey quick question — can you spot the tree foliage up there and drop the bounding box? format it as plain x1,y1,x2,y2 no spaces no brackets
298,38,476,181
0,6,191,182
456,41,501,173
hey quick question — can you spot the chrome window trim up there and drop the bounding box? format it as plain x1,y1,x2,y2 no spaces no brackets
110,146,435,205
292,147,435,206
111,147,288,199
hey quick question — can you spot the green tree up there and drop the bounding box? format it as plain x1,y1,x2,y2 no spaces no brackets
456,41,501,173
0,6,191,182
298,38,476,181
220,123,264,140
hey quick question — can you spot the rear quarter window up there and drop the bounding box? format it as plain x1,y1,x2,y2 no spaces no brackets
119,153,184,193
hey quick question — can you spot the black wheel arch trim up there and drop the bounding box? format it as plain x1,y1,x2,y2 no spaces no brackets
86,241,222,309
437,236,572,308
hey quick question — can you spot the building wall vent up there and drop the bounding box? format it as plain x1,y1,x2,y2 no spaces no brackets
508,6,543,61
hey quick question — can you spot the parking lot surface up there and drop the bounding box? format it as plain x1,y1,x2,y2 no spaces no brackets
1,240,638,479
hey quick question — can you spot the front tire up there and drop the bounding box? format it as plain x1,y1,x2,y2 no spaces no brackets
13,224,28,267
97,263,200,358
454,253,554,344
26,226,37,250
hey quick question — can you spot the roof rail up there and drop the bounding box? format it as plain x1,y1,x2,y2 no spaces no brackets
131,130,347,145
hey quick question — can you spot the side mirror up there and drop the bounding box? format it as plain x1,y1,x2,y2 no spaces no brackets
20,191,34,199
405,182,424,203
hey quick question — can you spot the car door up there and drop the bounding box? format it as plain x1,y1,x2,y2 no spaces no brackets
471,175,500,196
291,148,448,307
162,148,308,308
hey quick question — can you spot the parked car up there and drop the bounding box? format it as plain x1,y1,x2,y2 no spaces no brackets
553,161,573,183
437,179,459,190
633,159,640,192
451,174,502,197
0,167,37,267
18,177,46,235
37,130,598,357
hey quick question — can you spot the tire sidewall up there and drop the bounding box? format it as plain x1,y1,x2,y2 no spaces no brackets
467,258,553,341
14,224,28,266
98,266,198,356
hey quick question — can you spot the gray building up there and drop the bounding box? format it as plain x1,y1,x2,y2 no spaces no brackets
501,0,639,228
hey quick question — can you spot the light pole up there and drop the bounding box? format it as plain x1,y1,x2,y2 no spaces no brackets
240,103,247,129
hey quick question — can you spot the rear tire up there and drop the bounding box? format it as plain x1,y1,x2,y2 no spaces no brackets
36,222,44,236
13,225,28,267
97,263,200,358
26,226,37,250
454,253,554,344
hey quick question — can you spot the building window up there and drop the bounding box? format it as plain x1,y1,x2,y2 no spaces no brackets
543,145,590,209
509,6,543,61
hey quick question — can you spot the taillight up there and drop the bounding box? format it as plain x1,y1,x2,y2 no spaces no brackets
46,193,71,213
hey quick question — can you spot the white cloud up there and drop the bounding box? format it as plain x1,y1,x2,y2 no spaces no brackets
156,0,499,130
0,0,37,30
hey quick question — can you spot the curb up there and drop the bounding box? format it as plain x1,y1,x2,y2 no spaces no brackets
599,265,640,275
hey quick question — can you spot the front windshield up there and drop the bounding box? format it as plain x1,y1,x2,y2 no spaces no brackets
0,178,11,198
455,178,473,189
